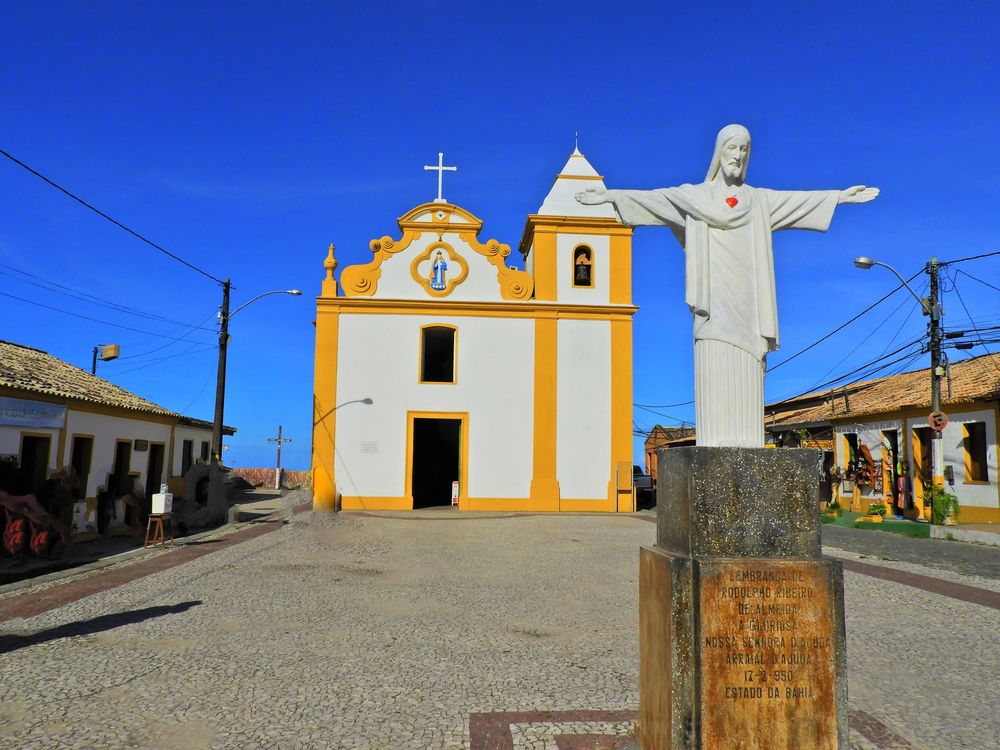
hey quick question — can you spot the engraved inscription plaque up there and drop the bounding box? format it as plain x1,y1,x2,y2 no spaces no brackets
699,560,839,750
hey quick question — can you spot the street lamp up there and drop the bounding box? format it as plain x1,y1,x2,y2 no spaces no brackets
853,255,943,517
208,281,301,522
853,257,931,314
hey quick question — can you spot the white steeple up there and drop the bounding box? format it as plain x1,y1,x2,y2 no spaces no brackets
536,147,618,219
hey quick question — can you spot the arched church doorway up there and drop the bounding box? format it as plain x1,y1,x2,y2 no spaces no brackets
410,417,461,509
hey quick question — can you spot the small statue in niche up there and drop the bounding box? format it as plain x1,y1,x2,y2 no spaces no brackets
430,249,448,291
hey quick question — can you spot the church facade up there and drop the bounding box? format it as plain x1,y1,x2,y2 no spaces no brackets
311,149,637,511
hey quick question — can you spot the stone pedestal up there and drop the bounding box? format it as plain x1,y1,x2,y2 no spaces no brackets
636,448,847,750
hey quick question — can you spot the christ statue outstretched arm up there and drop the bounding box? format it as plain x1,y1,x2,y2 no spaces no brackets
573,124,879,448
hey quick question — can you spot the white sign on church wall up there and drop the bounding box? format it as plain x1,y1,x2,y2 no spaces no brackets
360,441,379,454
0,396,67,429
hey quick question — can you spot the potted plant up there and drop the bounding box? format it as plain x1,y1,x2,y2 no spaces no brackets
858,502,887,523
823,499,843,518
926,484,960,525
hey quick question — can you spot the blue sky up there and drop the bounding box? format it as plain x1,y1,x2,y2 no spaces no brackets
2,1,998,470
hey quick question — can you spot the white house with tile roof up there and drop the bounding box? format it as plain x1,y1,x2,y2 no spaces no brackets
0,339,234,537
766,352,1000,522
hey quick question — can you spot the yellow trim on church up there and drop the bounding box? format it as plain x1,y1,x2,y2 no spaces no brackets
609,317,634,511
529,314,560,510
316,297,637,320
339,202,533,300
312,306,340,511
404,410,469,510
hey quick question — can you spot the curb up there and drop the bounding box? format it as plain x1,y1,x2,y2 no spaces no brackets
929,525,1000,547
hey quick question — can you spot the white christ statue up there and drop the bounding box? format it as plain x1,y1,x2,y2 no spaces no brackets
576,124,879,448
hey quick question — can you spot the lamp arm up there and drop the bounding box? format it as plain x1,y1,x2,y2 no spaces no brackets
229,291,284,318
873,261,926,309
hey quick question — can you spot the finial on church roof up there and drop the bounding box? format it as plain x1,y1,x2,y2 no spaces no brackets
572,131,582,156
322,243,338,297
324,243,338,274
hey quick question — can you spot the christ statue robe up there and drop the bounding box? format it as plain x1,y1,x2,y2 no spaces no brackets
606,182,841,447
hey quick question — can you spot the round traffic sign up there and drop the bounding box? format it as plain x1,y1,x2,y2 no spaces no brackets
928,410,949,431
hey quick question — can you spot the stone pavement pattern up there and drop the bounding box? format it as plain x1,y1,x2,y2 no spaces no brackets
821,523,1000,579
1,506,998,749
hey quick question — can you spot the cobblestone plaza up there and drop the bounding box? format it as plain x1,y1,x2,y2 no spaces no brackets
2,494,998,749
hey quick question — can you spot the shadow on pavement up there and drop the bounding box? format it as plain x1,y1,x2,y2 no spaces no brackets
0,600,202,654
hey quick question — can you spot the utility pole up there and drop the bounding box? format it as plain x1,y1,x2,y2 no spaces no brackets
267,425,292,490
211,279,231,464
927,257,944,489
854,254,948,519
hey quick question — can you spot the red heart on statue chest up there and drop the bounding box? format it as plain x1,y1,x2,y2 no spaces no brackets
725,196,739,208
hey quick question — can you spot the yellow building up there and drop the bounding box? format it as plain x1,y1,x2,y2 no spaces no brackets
312,148,637,512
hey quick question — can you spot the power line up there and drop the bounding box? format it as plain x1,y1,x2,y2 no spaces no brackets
0,289,214,343
112,343,217,375
766,271,920,373
101,311,219,362
634,404,693,423
0,146,224,285
0,263,215,331
805,288,917,389
177,370,216,416
949,273,1000,374
768,337,926,407
634,400,694,408
940,250,1000,266
955,268,1000,294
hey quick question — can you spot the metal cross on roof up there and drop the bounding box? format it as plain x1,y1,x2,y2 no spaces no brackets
423,152,457,204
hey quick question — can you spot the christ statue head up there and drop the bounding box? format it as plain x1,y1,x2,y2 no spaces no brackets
705,123,751,186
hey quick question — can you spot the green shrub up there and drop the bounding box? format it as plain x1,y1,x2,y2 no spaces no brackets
865,503,888,517
925,484,959,524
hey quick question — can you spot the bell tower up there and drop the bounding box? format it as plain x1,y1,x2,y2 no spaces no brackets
519,147,637,510
519,146,633,305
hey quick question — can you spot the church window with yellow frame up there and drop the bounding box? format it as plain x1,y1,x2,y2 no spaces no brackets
420,325,457,384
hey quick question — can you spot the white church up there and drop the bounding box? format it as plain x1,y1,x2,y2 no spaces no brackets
311,149,637,512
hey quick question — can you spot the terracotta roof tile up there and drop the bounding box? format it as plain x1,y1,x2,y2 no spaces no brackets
766,352,1000,426
0,339,178,417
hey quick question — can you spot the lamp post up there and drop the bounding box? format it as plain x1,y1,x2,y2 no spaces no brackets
208,282,301,522
210,284,303,462
91,343,120,374
853,256,943,515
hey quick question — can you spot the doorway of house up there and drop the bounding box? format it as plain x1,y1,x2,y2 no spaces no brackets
912,426,933,515
144,443,165,516
19,434,51,495
70,435,94,499
411,418,461,509
882,430,901,514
